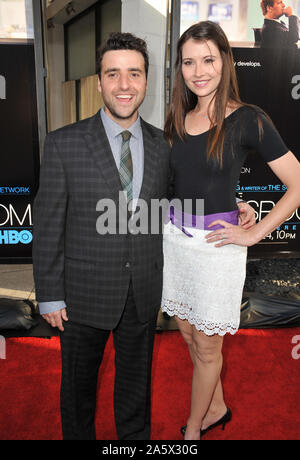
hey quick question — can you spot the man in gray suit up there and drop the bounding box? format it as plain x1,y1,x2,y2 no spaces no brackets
33,33,170,441
33,32,254,441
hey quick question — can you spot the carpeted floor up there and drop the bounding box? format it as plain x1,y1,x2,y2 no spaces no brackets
1,327,299,440
0,259,299,440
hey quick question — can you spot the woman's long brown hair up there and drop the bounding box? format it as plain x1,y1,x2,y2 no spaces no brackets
164,21,243,166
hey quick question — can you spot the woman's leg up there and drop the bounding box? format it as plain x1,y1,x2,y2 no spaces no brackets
174,316,195,363
201,377,227,430
185,329,224,440
175,318,226,434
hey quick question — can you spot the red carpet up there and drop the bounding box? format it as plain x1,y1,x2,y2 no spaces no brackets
0,328,300,440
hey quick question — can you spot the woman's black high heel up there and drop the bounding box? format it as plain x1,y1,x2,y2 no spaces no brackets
201,408,232,436
180,408,232,437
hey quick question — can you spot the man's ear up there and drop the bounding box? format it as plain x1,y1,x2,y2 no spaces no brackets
97,76,102,94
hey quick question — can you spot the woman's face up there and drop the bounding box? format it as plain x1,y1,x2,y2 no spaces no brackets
181,38,223,102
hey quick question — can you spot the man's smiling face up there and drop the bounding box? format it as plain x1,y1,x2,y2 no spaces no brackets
98,49,148,128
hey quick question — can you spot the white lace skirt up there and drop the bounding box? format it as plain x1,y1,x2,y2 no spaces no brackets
161,222,248,336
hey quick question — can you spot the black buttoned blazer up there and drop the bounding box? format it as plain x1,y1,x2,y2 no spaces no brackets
261,17,299,48
32,110,171,329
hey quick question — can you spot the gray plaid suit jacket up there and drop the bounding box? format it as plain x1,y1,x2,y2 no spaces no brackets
32,110,171,329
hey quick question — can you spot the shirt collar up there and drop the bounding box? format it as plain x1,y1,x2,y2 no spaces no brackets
100,106,142,140
266,18,282,23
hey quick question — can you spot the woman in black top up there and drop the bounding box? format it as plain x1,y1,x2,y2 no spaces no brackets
161,21,300,440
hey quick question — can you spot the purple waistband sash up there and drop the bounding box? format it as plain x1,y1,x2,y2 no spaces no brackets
167,207,239,238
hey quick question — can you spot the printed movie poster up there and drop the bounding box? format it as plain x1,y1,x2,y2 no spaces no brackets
232,46,300,257
0,43,39,260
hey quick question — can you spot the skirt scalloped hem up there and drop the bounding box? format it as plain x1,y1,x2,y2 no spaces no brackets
161,302,240,337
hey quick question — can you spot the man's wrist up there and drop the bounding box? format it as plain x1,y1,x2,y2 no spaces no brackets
38,300,66,315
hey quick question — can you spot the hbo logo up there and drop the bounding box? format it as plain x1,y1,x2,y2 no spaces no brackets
0,230,32,244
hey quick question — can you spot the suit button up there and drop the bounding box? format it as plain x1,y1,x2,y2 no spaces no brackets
125,262,131,268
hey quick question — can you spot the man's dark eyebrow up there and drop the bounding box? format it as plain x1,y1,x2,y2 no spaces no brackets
104,68,119,74
128,68,143,72
104,67,143,74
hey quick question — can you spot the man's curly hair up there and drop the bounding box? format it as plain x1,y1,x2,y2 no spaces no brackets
97,32,149,79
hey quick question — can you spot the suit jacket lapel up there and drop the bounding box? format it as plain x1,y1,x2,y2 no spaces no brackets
139,118,160,202
265,18,288,31
84,111,122,198
84,111,160,202
279,20,288,30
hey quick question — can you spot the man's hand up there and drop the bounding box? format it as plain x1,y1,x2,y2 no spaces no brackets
283,6,293,17
42,308,68,332
237,201,256,230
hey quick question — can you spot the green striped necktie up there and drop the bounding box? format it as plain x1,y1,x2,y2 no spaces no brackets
120,130,133,202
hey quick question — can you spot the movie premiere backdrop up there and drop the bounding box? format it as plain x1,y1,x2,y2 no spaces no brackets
233,46,300,257
0,41,39,261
